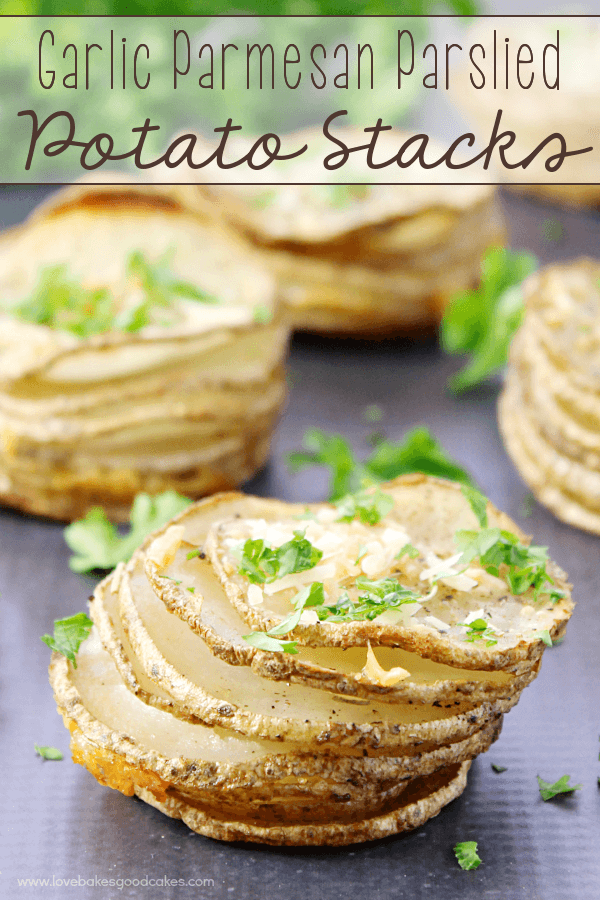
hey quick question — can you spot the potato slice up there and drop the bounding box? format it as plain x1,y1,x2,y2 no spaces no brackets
117,554,512,752
146,544,541,707
205,476,572,667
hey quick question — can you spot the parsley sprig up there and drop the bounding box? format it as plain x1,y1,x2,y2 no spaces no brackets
238,532,323,585
458,486,565,605
41,612,93,667
64,491,191,573
288,427,473,501
441,247,537,393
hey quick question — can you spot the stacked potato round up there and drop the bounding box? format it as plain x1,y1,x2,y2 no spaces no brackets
499,259,600,533
162,130,505,336
0,182,289,522
50,474,572,845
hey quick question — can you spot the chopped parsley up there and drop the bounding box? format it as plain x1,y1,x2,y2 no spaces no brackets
65,491,191,573
11,251,217,339
458,488,565,604
238,532,323,585
41,612,93,667
186,547,204,560
242,577,423,653
288,427,473,501
454,841,482,870
242,632,299,654
252,304,273,325
491,764,507,774
35,744,64,761
334,488,394,526
317,577,422,624
534,629,553,647
441,247,537,393
537,775,582,801
397,543,420,560
457,617,498,647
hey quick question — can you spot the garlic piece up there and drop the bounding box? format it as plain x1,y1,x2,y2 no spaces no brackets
361,643,411,686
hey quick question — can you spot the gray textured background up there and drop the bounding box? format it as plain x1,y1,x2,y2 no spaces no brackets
0,187,599,899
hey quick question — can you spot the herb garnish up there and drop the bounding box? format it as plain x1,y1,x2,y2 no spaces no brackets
41,612,93,667
441,247,537,393
457,617,498,647
334,488,394,526
238,532,323,585
35,744,64,760
454,841,482,870
458,486,565,604
11,251,217,339
288,427,473,501
242,575,424,653
491,764,507,774
65,491,191,573
537,775,582,801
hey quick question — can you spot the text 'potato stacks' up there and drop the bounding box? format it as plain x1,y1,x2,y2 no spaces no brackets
451,19,600,208
499,259,600,534
49,475,573,845
0,181,289,522
158,129,505,337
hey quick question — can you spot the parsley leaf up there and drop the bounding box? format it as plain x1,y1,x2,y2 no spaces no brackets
537,775,582,801
64,491,191,573
454,841,482,870
41,612,93,667
334,488,394,526
242,633,299,654
397,543,420,559
441,247,537,393
35,744,64,760
455,527,565,605
534,629,553,647
457,617,498,647
238,532,323,585
491,764,507,773
461,484,489,528
242,583,325,654
288,427,473,501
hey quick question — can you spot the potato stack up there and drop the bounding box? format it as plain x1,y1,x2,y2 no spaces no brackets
499,259,600,534
50,475,572,845
162,130,505,336
0,182,289,522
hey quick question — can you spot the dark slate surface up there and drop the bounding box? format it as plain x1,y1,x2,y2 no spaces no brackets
0,187,599,900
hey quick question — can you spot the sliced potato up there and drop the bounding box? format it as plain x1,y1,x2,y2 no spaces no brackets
204,477,572,668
